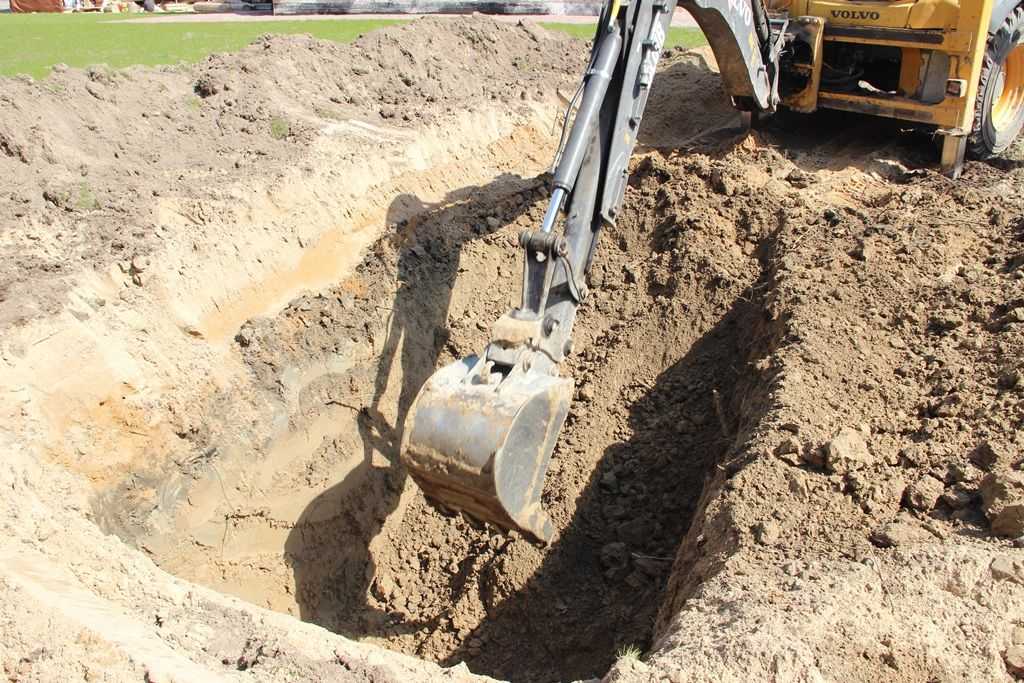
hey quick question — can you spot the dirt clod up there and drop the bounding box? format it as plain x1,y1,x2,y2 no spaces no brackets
972,440,1015,471
903,475,945,511
982,472,1024,537
870,518,933,548
753,520,781,546
825,427,874,475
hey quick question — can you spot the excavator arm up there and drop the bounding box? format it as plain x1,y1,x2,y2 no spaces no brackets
400,0,785,542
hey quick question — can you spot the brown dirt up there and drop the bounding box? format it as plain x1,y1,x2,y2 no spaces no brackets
2,16,1024,683
0,17,579,329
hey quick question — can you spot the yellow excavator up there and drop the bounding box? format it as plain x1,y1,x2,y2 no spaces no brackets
399,0,1024,542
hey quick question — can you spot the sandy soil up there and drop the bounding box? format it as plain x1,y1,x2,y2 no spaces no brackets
2,15,1023,683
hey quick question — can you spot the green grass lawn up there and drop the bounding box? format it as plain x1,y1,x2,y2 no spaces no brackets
0,13,705,80
542,22,705,50
0,14,401,78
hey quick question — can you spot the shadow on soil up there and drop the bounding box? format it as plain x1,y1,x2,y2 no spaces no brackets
447,295,763,681
283,173,538,639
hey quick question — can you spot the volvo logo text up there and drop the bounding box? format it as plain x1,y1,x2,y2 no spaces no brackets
831,9,881,19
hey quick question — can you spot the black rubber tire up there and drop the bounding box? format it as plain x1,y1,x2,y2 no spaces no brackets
969,5,1024,159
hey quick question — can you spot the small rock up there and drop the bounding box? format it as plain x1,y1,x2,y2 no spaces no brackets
753,520,781,546
981,471,1024,537
1006,307,1024,324
940,485,975,510
774,436,801,459
234,327,253,347
485,215,501,229
633,556,665,576
1013,626,1024,645
870,518,932,548
825,427,874,475
624,571,645,588
787,470,812,501
951,506,985,524
990,556,1024,585
372,575,397,601
971,441,1014,471
903,475,945,511
845,470,868,494
801,445,826,468
785,168,812,188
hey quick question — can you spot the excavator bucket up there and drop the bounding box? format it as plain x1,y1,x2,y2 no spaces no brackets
400,355,573,543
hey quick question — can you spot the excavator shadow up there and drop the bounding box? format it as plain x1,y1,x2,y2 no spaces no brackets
283,172,542,641
641,47,998,177
760,107,939,175
774,110,1024,175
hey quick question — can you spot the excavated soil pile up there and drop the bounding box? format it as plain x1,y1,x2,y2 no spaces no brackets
0,17,580,326
2,16,1024,683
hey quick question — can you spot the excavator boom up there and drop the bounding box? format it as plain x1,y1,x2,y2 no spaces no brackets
401,0,783,542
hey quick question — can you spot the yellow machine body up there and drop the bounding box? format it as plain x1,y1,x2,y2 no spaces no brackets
770,0,999,172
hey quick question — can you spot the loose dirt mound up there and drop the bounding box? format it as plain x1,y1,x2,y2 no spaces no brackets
0,17,579,327
2,16,1024,683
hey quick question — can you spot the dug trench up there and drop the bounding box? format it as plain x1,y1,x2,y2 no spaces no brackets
229,138,778,682
79,44,788,681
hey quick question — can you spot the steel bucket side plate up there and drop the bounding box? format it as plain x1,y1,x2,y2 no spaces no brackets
400,356,573,542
